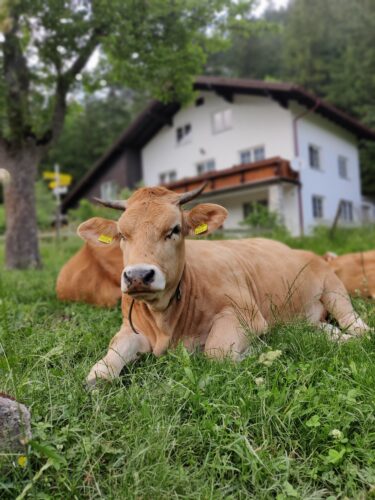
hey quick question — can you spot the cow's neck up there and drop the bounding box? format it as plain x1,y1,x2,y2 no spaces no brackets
134,262,208,354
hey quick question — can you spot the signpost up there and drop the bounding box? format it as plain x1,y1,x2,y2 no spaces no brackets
43,165,72,241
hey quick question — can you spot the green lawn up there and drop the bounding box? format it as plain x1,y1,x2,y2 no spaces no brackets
0,229,375,499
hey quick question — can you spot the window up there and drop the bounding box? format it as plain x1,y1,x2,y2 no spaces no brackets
243,200,268,219
100,180,117,200
240,150,252,164
312,195,324,218
239,146,266,164
197,159,215,175
309,144,321,170
254,146,265,162
338,156,348,179
159,171,177,184
176,124,192,145
212,109,232,133
340,200,353,221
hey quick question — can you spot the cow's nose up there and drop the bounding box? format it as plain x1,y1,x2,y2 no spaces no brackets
123,270,132,286
143,269,155,284
123,267,155,286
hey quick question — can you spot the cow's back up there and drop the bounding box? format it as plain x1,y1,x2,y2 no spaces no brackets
328,250,375,298
56,242,123,307
184,238,332,323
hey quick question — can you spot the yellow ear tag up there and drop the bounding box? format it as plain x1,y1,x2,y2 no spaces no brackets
98,234,113,244
194,223,208,235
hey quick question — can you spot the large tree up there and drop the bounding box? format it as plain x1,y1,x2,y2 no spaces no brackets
0,0,250,269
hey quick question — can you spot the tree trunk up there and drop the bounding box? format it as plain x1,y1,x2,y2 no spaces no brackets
3,146,41,269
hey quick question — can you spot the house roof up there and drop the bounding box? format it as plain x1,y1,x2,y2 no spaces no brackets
194,76,375,141
62,76,375,211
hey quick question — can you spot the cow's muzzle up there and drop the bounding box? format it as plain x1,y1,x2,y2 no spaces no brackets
121,264,166,294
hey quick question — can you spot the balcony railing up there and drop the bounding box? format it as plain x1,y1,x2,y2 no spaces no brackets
163,157,299,194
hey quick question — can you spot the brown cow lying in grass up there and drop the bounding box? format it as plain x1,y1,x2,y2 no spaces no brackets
323,250,375,299
72,185,368,386
56,240,123,307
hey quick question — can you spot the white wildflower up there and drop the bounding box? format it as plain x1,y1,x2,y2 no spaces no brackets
255,377,265,386
330,429,343,440
258,350,282,367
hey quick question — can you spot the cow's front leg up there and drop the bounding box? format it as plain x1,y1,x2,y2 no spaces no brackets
87,325,151,386
204,306,268,360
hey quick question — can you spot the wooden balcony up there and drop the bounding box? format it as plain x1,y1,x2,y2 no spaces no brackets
164,157,299,195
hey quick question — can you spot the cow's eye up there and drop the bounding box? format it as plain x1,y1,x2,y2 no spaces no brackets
166,225,181,239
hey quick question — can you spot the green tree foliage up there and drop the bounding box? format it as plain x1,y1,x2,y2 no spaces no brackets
283,0,375,197
284,0,375,118
206,0,375,197
206,8,287,80
42,87,142,181
0,0,253,268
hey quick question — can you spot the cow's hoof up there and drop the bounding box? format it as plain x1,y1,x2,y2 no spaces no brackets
85,378,99,391
335,333,353,343
348,319,370,336
319,322,341,338
85,366,115,390
319,323,354,342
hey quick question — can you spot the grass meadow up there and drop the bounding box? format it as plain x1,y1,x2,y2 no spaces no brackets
0,227,375,499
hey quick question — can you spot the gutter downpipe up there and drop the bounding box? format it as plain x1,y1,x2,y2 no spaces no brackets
292,98,321,236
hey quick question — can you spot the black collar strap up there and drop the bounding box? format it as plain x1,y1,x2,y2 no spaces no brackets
128,280,182,335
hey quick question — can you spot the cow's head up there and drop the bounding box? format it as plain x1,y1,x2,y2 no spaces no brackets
77,185,227,309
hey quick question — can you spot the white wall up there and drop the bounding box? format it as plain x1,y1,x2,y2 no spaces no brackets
294,104,362,233
141,93,363,236
141,92,295,185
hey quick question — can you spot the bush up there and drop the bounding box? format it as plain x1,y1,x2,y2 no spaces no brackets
240,202,289,238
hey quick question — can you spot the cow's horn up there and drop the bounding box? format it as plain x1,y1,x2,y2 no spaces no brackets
177,182,208,206
92,197,127,211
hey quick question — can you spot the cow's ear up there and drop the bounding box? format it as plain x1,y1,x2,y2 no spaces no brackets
77,217,119,246
184,203,228,237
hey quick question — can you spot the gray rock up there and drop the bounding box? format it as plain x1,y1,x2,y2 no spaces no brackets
0,394,32,452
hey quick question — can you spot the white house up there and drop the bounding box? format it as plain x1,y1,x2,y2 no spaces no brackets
63,76,375,236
